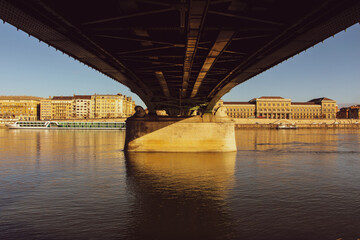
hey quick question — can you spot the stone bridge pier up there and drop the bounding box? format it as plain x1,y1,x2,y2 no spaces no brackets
124,111,237,152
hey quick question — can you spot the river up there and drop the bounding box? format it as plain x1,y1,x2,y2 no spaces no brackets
0,129,359,240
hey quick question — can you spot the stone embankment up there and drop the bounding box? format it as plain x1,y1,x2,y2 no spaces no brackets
234,118,360,129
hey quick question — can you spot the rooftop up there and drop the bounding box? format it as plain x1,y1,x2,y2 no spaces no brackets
52,96,73,100
0,96,43,101
292,102,317,105
258,96,284,99
74,95,91,99
308,97,335,103
223,101,254,105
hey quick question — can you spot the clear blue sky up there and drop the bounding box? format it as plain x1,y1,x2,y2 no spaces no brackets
0,22,359,107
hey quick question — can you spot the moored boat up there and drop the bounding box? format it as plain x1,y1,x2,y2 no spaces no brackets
276,124,298,129
5,121,126,130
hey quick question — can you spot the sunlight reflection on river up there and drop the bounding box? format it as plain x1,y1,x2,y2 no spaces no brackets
0,129,359,240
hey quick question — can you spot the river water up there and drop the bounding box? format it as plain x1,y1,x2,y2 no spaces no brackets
0,128,359,240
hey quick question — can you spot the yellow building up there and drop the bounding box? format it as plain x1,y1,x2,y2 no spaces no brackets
292,98,337,119
40,98,52,120
51,96,73,120
0,93,136,121
291,102,321,119
217,96,337,119
252,96,291,119
217,100,255,118
91,94,121,119
311,97,337,119
0,96,40,120
91,94,135,119
123,96,136,117
74,95,91,119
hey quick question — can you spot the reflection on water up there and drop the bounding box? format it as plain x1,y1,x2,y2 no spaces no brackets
125,152,236,240
0,129,360,239
0,130,127,240
236,129,341,151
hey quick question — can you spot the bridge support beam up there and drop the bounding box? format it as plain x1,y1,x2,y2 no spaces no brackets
124,114,237,152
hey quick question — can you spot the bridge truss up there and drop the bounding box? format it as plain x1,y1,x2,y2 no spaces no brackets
0,0,359,115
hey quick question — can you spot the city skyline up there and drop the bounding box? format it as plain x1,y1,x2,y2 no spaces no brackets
0,93,135,121
0,22,359,107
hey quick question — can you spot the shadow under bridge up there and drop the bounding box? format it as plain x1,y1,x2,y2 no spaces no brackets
1,0,359,115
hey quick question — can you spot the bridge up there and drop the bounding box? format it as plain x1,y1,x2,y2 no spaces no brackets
1,0,359,151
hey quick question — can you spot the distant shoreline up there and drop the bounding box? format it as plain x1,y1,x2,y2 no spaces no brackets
1,118,360,129
233,118,360,129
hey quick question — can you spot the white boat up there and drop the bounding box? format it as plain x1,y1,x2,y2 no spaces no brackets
276,124,298,129
5,121,126,130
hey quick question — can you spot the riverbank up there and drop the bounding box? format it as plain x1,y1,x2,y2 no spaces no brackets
234,118,360,129
0,118,128,128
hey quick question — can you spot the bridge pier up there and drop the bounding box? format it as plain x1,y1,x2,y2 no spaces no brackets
124,114,237,152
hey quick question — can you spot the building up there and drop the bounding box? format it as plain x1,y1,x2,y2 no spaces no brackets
307,97,337,119
337,105,360,119
90,94,135,119
252,96,291,119
73,95,91,119
51,96,73,120
1,94,136,121
91,94,122,119
40,98,52,120
48,94,136,120
217,96,337,119
291,102,321,119
43,94,136,120
216,100,255,118
0,96,41,121
122,95,136,117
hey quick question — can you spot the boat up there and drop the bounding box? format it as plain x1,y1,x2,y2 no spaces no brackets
276,124,298,129
5,121,126,130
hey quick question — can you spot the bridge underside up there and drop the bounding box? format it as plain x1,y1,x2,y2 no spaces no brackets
0,0,360,115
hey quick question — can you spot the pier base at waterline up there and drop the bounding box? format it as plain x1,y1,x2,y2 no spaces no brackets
124,114,237,152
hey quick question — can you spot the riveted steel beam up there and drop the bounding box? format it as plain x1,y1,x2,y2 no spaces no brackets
94,35,185,47
155,72,171,97
82,8,176,25
181,0,209,98
208,10,283,26
190,30,234,97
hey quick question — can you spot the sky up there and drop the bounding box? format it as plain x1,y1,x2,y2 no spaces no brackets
0,22,359,107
